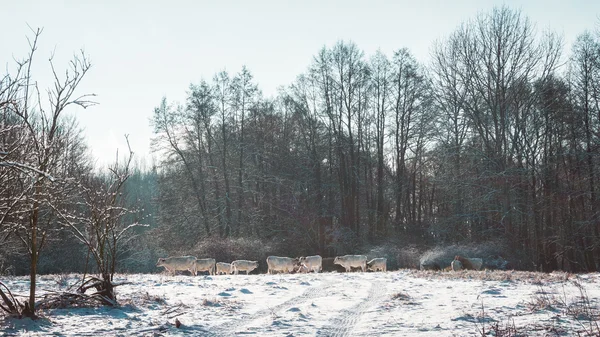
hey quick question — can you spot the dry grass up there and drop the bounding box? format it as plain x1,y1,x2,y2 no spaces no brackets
391,292,411,301
407,268,573,283
561,281,600,335
120,291,167,310
485,318,520,337
444,271,600,336
380,291,419,310
527,286,560,312
201,298,223,307
201,297,242,312
141,291,167,305
475,279,600,336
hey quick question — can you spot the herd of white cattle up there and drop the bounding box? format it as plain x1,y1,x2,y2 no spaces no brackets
155,255,388,276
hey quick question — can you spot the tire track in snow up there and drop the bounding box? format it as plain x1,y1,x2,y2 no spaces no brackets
209,276,336,336
317,279,387,337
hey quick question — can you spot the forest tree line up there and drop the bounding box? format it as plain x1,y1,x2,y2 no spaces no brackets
149,6,600,272
1,6,600,280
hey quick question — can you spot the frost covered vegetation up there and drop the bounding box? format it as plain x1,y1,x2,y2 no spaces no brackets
1,4,600,325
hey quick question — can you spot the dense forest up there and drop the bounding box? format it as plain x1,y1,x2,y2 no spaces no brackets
2,5,600,295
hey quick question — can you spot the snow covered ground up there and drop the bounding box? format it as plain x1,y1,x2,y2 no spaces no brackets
1,270,599,336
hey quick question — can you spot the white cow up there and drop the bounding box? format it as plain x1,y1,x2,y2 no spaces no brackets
216,262,233,275
195,258,216,275
156,256,197,275
333,255,367,272
367,257,387,272
231,260,259,275
298,255,322,273
266,256,297,274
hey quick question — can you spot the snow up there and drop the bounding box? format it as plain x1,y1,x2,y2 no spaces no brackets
1,270,599,336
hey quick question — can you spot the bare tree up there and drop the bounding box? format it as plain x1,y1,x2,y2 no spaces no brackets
368,50,391,238
151,96,211,237
323,41,368,235
214,71,234,237
54,137,144,305
231,66,259,236
287,72,329,252
0,28,95,317
389,48,429,239
186,81,221,236
430,34,471,242
569,31,600,270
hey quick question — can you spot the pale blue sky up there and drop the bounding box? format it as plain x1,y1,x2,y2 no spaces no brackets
2,0,599,168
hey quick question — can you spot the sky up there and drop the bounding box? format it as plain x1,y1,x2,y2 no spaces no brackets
2,0,599,169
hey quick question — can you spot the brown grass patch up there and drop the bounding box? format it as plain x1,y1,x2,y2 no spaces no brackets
407,268,572,283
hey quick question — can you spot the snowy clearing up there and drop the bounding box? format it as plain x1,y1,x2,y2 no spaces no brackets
1,270,599,336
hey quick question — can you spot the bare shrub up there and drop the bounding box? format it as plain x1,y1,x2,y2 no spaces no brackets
486,319,519,337
521,280,599,335
364,242,423,270
419,240,524,271
395,245,423,269
391,292,411,301
527,286,559,312
202,298,223,307
419,247,447,270
141,292,167,305
560,281,600,335
473,299,526,336
56,274,72,289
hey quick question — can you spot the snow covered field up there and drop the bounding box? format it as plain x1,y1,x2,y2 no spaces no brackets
1,270,599,336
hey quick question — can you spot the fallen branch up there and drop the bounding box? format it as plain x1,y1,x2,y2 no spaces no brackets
76,275,130,307
0,281,22,316
162,304,184,316
36,290,117,310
